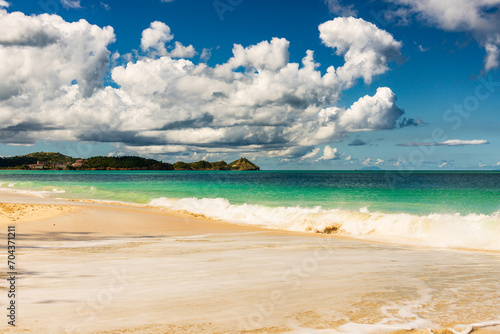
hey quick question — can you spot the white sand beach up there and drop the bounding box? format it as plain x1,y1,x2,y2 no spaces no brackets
1,190,500,334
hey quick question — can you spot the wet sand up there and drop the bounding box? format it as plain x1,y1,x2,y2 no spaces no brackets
1,190,500,333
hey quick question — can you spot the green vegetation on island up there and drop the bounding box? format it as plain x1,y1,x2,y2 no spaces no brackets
83,156,174,170
0,152,76,170
228,158,260,171
172,158,259,171
24,152,77,164
0,152,260,171
0,156,37,169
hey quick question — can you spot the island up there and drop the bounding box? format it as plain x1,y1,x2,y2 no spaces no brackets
0,152,260,171
173,158,259,171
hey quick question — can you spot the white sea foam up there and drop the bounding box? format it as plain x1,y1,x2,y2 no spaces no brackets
284,280,500,333
0,185,65,197
286,320,500,334
149,197,500,251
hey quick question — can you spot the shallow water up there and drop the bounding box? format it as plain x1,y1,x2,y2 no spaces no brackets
1,171,500,214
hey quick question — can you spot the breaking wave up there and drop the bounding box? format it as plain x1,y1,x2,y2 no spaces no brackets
149,197,500,251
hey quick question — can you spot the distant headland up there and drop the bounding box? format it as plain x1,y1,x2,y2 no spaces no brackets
0,152,260,171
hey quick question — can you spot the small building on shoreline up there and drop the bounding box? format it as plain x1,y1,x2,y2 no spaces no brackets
72,159,84,168
28,161,44,169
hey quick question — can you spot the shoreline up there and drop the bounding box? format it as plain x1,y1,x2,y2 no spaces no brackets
2,186,500,254
1,187,499,254
0,190,275,237
1,190,500,333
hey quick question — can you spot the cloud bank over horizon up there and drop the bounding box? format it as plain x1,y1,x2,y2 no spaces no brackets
0,9,416,161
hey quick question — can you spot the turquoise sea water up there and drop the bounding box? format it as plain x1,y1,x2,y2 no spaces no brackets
1,170,499,214
1,170,500,250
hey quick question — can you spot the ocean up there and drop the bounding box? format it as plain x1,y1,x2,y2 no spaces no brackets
1,170,500,251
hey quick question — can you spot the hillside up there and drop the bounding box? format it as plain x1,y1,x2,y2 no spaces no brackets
173,158,260,171
83,156,174,170
24,152,76,164
0,152,75,168
228,158,260,171
0,156,37,168
173,160,230,171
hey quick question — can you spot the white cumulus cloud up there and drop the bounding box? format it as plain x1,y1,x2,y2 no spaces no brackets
319,16,403,85
215,38,290,78
317,146,342,160
387,0,500,71
0,10,115,101
168,41,197,58
140,21,174,55
0,13,416,160
300,148,321,160
200,48,212,62
361,157,384,166
339,87,404,131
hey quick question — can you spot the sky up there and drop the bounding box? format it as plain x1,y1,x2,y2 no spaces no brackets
0,0,499,170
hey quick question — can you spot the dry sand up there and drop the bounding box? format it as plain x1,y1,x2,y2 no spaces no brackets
1,190,500,334
0,202,75,225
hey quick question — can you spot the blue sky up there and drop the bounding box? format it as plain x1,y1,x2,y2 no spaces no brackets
0,0,499,170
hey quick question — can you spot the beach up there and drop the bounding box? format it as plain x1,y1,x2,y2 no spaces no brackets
3,0,500,332
1,190,500,334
